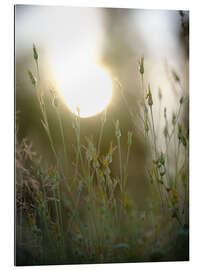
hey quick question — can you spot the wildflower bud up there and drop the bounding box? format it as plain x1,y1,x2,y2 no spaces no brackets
182,136,187,147
164,107,167,118
172,112,176,126
159,152,165,166
139,56,144,75
172,70,180,82
28,70,36,86
146,84,153,106
178,124,182,142
179,96,184,104
163,125,168,138
33,43,38,61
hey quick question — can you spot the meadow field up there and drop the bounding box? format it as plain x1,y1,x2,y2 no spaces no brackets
15,6,189,266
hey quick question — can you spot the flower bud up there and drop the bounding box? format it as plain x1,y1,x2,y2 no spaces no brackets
28,70,36,86
139,56,144,75
33,43,38,61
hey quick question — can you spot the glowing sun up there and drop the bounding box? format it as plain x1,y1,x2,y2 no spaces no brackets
58,63,113,118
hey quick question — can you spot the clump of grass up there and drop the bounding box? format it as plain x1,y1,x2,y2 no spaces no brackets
15,46,189,265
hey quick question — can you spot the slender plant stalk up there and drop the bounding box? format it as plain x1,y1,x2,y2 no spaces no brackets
149,106,157,158
117,136,123,192
56,109,68,169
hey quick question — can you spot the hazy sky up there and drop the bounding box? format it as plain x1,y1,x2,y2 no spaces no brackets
15,5,188,129
15,5,184,64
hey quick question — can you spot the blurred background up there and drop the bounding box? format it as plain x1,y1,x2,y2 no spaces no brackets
15,5,189,206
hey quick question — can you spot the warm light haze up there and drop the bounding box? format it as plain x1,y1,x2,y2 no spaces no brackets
57,62,113,118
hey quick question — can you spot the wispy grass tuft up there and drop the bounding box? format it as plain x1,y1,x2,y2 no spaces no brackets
16,45,189,265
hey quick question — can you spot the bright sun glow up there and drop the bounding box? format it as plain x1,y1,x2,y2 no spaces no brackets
57,63,113,118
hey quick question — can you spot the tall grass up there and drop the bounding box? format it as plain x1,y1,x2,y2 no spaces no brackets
15,46,189,265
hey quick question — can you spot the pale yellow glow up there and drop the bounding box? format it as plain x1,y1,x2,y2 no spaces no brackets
57,62,113,118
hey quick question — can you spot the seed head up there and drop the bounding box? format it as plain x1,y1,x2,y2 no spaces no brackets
28,70,36,86
146,84,153,106
164,107,167,119
33,43,38,61
159,152,165,166
172,112,176,126
138,56,144,75
179,96,184,104
178,124,182,141
163,125,168,138
172,70,180,83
